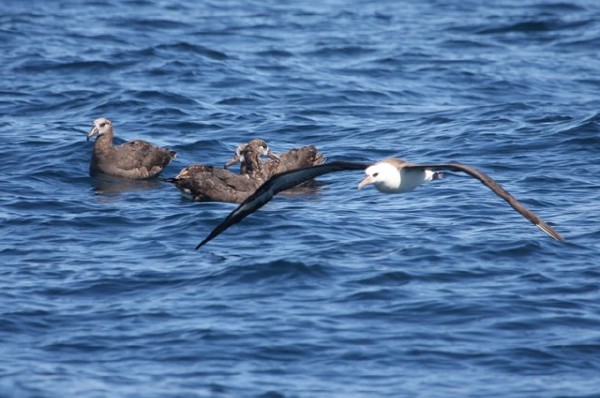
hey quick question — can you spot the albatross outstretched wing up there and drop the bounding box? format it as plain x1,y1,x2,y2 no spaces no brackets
196,161,369,249
404,163,565,241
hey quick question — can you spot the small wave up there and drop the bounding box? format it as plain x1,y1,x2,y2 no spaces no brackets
207,259,330,286
305,45,377,58
156,42,228,60
14,58,129,74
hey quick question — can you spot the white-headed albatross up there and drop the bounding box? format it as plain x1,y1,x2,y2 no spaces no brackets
87,117,176,179
195,158,565,249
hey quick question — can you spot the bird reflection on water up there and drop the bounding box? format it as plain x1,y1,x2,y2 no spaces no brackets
91,173,164,196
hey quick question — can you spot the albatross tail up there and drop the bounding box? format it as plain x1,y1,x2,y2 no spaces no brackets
425,170,444,181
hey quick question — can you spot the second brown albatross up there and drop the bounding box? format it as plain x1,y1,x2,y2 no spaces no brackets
168,139,280,203
224,139,325,179
87,117,176,179
195,158,565,249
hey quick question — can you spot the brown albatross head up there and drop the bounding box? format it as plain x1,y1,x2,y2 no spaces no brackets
224,139,279,169
87,117,114,141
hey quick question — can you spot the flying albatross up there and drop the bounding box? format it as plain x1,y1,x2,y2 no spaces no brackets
87,117,176,179
195,158,565,249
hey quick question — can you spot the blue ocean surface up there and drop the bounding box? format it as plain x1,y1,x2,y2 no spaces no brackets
1,0,600,396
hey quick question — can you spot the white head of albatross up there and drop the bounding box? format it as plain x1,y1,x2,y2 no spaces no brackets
358,159,442,193
87,117,113,141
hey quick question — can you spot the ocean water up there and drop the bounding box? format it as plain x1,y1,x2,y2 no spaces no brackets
1,0,600,396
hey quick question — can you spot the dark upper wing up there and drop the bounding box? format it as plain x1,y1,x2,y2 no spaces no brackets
116,140,175,170
404,163,565,241
264,145,326,177
195,161,369,249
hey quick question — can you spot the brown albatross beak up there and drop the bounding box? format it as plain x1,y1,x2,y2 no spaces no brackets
224,155,240,169
357,175,373,190
266,151,280,162
87,124,99,141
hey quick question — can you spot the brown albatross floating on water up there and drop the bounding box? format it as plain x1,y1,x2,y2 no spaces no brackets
195,158,565,249
87,117,176,179
168,164,259,203
224,139,325,179
168,139,280,203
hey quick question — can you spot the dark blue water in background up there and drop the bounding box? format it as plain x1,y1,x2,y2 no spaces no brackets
1,0,600,396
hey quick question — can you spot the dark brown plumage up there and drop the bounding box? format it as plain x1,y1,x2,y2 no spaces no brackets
225,140,325,180
167,164,258,203
87,117,176,179
168,140,276,203
266,144,326,175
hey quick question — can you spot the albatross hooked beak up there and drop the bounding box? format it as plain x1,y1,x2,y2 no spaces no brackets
266,150,280,163
87,124,99,141
224,144,247,169
224,154,241,169
357,175,374,190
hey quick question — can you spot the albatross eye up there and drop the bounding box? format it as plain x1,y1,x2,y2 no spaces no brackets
373,172,379,177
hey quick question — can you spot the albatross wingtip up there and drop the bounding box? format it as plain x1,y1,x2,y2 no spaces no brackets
196,231,219,250
536,223,566,242
195,240,208,250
